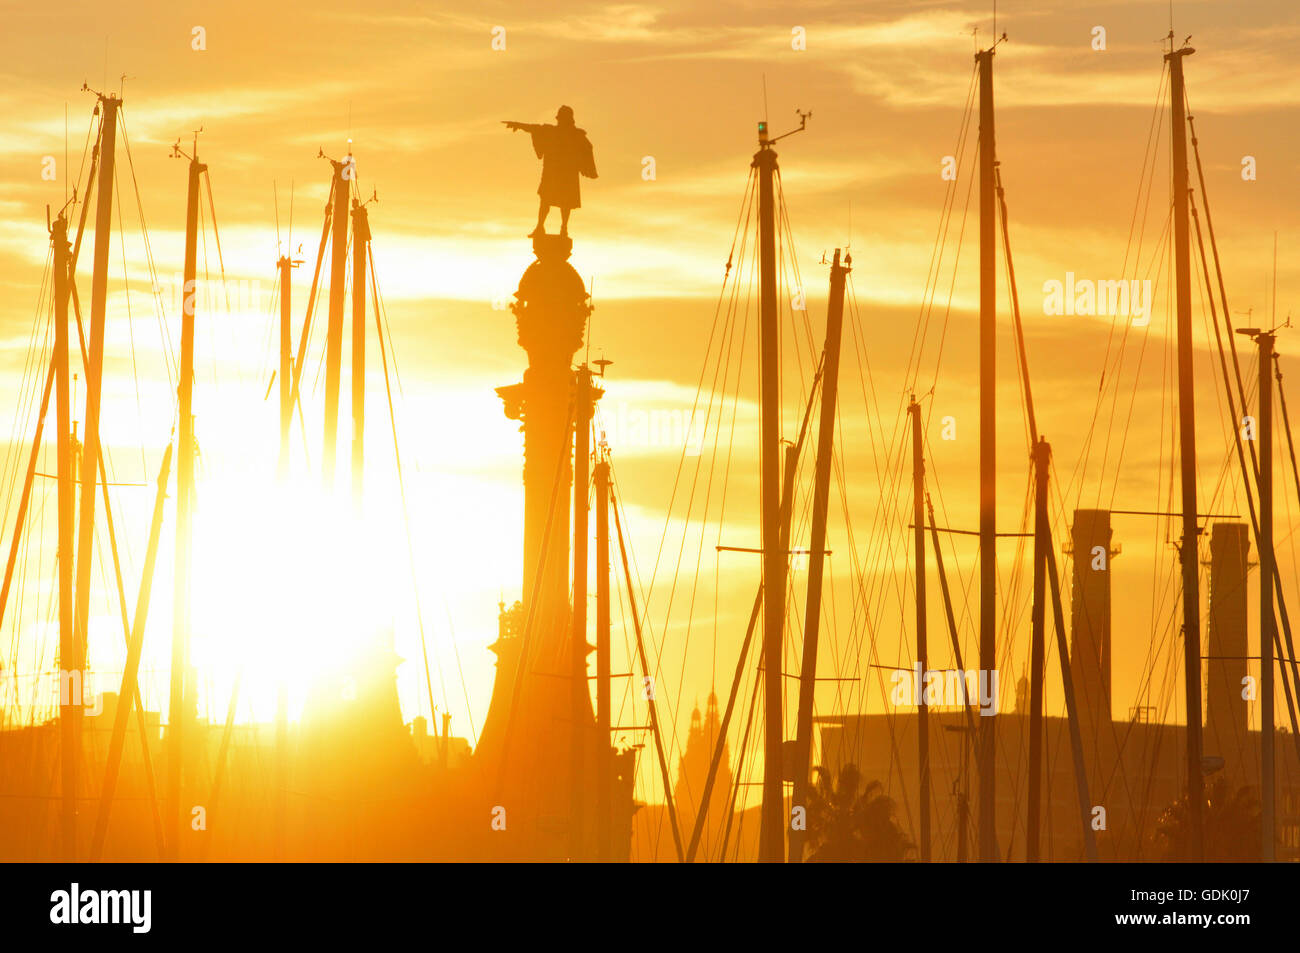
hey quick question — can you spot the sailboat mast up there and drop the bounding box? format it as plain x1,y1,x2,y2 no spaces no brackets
275,237,296,857
71,92,120,862
1027,437,1049,861
169,144,205,861
350,199,370,508
790,248,850,863
322,155,349,486
957,727,970,862
594,455,612,861
52,212,75,861
570,363,593,860
1167,44,1204,860
275,250,291,859
753,119,785,863
976,46,998,863
1255,329,1276,861
910,396,931,862
278,254,292,479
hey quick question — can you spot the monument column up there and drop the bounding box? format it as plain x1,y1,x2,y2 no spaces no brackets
476,234,597,858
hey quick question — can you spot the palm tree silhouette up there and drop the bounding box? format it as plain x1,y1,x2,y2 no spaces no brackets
805,763,915,862
1153,775,1262,861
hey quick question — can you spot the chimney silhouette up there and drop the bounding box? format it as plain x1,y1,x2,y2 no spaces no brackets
1206,522,1250,780
1070,509,1114,734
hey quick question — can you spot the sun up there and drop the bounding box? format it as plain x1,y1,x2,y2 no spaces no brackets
186,473,404,727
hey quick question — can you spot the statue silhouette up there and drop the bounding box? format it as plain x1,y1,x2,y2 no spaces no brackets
503,106,597,238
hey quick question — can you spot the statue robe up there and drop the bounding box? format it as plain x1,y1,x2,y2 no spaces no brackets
529,124,597,210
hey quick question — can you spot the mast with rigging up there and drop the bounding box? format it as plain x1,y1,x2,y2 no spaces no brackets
790,248,850,863
70,89,121,862
351,194,370,508
976,41,999,863
1167,42,1205,860
51,208,75,862
322,151,350,486
911,398,931,862
753,117,784,864
1241,326,1277,861
752,111,807,864
168,133,206,861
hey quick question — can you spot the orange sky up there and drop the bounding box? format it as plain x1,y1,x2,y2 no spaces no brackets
2,1,1299,814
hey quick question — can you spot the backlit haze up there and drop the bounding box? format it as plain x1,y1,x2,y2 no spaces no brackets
1,0,1298,811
